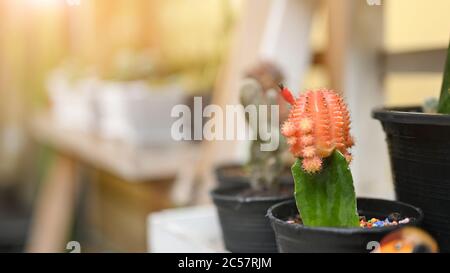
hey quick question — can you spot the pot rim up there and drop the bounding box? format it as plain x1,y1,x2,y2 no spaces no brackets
214,162,292,173
267,198,424,234
372,105,450,126
210,185,293,203
214,162,246,171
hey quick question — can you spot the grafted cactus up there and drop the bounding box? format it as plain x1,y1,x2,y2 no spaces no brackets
281,87,354,173
280,86,359,227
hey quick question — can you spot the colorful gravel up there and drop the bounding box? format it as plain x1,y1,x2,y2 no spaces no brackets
359,213,411,228
287,212,413,228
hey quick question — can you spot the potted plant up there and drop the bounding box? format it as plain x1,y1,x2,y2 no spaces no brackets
267,86,423,253
95,49,185,146
372,42,450,252
211,63,294,253
214,62,292,189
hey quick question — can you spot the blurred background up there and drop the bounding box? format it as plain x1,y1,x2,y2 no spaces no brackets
0,0,449,252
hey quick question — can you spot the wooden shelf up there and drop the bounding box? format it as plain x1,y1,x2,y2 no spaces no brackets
312,47,447,73
29,113,200,182
383,48,447,73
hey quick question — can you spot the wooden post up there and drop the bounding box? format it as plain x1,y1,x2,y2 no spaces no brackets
26,155,79,253
192,0,318,204
329,0,392,198
259,0,317,92
192,0,273,204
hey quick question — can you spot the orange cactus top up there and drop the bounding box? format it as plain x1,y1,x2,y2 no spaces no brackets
280,86,354,173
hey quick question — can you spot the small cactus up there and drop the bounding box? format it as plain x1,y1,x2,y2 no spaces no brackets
280,85,359,228
280,86,354,173
240,62,289,191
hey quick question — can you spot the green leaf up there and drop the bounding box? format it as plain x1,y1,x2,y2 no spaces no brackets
292,151,360,227
437,41,450,114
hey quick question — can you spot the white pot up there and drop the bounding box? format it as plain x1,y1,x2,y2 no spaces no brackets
96,80,185,146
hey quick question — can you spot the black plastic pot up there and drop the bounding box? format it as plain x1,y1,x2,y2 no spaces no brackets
267,198,423,253
215,163,294,189
211,184,293,253
215,164,249,189
373,106,450,252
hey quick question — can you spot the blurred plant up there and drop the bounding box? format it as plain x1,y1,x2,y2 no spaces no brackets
245,61,284,92
437,41,450,113
58,58,93,86
100,49,155,82
240,62,289,191
280,86,359,227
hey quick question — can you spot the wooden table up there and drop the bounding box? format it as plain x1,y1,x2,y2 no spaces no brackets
26,113,200,252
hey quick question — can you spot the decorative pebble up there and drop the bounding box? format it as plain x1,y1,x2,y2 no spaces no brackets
374,221,384,227
388,212,402,222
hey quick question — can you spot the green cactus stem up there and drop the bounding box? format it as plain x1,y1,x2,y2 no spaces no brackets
292,150,359,227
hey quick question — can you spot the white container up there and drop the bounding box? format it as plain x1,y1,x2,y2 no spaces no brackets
96,80,185,146
148,206,224,253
